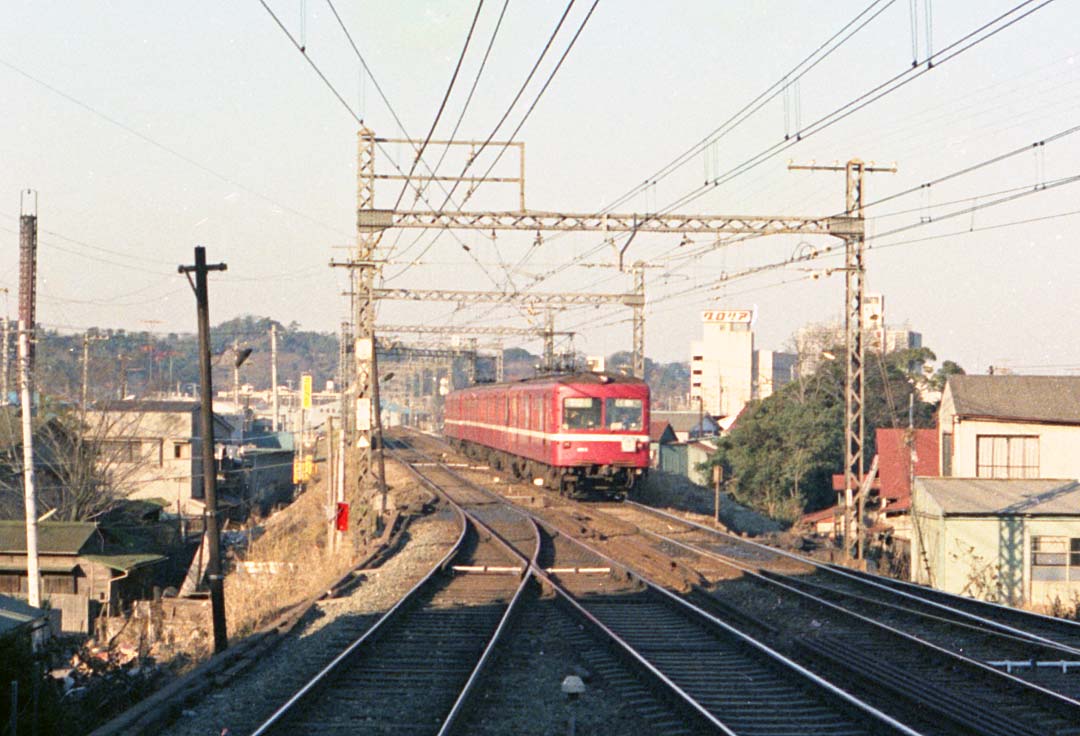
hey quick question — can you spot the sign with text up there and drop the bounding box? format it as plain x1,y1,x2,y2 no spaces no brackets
702,309,752,323
301,373,313,410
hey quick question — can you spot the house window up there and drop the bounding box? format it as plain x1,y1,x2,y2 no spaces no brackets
1031,536,1080,581
174,442,191,460
941,433,952,476
99,439,141,463
976,435,1038,478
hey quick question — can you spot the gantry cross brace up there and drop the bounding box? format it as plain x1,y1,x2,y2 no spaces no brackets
365,210,863,237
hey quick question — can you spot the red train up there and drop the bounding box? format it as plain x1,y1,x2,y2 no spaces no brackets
444,372,650,496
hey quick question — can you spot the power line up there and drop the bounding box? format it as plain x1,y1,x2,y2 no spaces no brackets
385,0,601,279
391,0,487,211
0,57,350,240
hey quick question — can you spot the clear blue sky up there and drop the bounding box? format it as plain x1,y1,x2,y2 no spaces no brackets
2,1,1078,374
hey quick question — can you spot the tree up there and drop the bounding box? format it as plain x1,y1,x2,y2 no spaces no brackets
0,402,150,521
707,344,959,523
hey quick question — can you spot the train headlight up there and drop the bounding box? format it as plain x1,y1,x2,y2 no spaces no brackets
563,441,571,448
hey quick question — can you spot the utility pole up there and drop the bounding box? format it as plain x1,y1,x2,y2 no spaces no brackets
81,333,108,410
543,310,555,373
789,159,895,562
326,415,336,555
18,191,37,375
18,322,40,609
352,128,389,514
232,338,240,409
270,324,279,431
178,246,229,654
631,262,646,379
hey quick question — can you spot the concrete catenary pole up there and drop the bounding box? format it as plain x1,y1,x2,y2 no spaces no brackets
178,246,229,653
18,192,37,375
18,323,40,609
270,324,279,431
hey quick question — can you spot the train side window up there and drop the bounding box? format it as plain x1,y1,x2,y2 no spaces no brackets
564,397,600,429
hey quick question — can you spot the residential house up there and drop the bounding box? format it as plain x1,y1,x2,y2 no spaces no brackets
658,439,719,486
87,401,235,517
875,427,939,540
648,420,677,468
911,478,1080,608
938,375,1080,479
651,411,720,442
0,521,164,633
240,431,297,514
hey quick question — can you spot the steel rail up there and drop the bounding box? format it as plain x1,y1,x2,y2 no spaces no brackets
390,447,540,736
531,514,926,736
644,521,1080,716
390,441,730,733
394,435,923,736
629,501,1080,655
248,502,469,736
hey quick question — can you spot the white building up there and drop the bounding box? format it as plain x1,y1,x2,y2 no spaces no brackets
690,309,794,419
939,375,1080,479
690,309,754,418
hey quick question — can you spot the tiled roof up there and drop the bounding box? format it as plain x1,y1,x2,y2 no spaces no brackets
0,521,98,555
947,375,1080,424
649,420,673,442
651,411,716,434
916,478,1080,515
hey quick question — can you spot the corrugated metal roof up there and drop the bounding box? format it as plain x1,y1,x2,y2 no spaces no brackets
81,553,166,572
0,521,97,555
947,375,1080,424
916,478,1080,516
0,595,46,637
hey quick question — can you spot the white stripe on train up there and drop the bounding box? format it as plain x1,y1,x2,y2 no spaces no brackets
444,418,648,445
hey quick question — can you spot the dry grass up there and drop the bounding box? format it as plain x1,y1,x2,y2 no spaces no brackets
225,457,370,639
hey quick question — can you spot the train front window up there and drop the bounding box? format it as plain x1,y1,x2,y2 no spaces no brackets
563,397,601,429
605,398,643,430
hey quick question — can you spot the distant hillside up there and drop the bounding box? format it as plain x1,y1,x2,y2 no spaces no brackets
27,316,688,406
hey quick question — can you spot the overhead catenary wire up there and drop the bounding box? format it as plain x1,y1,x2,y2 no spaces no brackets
495,0,1062,316
390,0,487,211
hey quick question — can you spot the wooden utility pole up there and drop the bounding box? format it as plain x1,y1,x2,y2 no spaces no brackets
270,324,279,431
178,246,229,654
18,322,40,609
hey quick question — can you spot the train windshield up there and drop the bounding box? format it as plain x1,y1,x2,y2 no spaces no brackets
563,397,601,429
605,398,643,431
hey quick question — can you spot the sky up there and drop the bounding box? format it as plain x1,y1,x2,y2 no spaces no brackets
1,1,1079,375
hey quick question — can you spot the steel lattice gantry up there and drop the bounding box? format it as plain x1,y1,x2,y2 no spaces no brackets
349,127,866,519
372,209,861,237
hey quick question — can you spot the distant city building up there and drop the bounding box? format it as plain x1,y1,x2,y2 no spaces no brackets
753,350,797,401
689,309,795,418
795,292,921,376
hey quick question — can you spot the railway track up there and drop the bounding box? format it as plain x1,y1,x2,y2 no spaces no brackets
604,501,1080,734
390,435,927,736
250,490,534,735
396,429,1080,734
